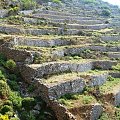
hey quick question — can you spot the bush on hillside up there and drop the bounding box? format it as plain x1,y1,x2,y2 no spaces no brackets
101,9,111,16
0,105,13,115
20,0,37,10
5,59,16,70
22,97,36,111
0,80,10,99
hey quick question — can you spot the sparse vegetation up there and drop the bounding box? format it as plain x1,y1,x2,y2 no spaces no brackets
58,93,96,108
100,76,120,93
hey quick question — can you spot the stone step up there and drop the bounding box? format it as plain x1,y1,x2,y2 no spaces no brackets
100,77,120,106
100,35,120,42
19,60,117,83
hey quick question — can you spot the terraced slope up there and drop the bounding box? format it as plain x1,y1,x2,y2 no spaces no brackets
0,0,120,120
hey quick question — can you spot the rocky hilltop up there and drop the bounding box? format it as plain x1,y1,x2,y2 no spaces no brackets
0,0,120,120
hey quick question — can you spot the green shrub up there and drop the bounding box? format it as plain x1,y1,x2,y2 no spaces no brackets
0,80,10,99
0,105,13,115
4,100,13,107
8,74,17,81
9,81,19,91
28,112,35,120
9,92,22,110
22,97,36,111
20,111,35,120
20,111,29,120
112,64,120,71
5,60,16,70
61,93,79,100
82,95,94,104
10,117,20,120
27,85,35,93
0,53,6,65
0,70,6,80
99,113,109,120
8,6,19,15
20,0,36,10
101,9,111,16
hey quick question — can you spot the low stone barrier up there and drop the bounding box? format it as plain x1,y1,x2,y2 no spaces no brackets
13,37,72,47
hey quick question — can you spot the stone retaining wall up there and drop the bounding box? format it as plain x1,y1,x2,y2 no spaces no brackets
69,103,103,120
0,46,33,63
0,25,62,35
19,62,93,82
46,78,85,99
107,52,120,59
101,36,120,42
53,45,120,57
13,37,72,47
114,91,120,106
50,100,76,120
23,17,104,25
33,13,101,21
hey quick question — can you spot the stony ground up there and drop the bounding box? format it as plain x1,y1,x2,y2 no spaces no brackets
0,0,120,120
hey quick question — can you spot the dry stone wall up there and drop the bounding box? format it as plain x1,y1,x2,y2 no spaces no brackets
0,46,33,63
